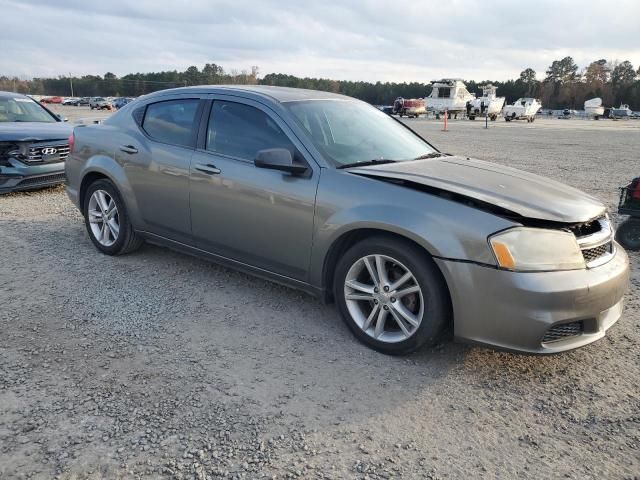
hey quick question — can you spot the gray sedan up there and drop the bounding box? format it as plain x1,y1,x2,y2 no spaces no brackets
65,86,629,355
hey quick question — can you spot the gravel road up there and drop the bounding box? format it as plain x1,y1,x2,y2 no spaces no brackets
1,112,639,479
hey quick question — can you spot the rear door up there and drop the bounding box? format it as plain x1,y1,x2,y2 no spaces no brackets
117,96,203,243
189,96,320,281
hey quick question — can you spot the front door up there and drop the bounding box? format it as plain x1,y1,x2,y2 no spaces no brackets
189,98,319,281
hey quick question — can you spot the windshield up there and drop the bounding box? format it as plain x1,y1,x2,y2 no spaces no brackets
0,96,57,123
286,99,436,167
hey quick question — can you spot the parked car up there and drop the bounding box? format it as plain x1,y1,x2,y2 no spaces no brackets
89,97,112,110
376,105,394,115
0,91,72,193
41,96,63,104
77,97,91,106
62,97,80,106
112,97,133,109
65,86,629,355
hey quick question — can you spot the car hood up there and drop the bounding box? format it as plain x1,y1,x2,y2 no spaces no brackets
0,122,72,142
348,156,605,223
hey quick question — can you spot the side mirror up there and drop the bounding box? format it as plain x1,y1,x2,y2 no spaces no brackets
254,148,308,175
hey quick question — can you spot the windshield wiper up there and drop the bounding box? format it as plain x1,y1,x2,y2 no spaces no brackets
413,152,444,160
336,159,397,169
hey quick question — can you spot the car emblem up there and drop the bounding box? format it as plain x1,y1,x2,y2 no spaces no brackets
42,147,58,155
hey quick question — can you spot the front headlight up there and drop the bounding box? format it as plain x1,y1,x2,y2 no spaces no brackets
489,227,585,271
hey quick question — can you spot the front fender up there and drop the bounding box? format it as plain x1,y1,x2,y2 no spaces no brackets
309,169,516,289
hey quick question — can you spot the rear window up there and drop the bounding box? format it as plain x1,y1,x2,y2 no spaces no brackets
142,99,199,147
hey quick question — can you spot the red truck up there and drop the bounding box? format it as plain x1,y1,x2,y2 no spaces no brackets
392,97,426,118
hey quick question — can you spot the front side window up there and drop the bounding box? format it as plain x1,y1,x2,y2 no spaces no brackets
206,101,294,161
142,99,199,147
286,100,435,167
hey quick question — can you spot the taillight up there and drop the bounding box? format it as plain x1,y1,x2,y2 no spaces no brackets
68,132,75,154
632,182,640,200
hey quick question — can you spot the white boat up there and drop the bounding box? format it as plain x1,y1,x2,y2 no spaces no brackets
611,104,632,119
584,98,605,119
424,79,474,118
466,84,505,121
502,98,542,122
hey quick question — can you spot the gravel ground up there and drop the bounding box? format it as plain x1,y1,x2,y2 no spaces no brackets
1,112,639,479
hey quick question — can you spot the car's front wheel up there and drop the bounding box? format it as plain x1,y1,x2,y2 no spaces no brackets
615,218,640,251
83,179,143,255
334,236,450,355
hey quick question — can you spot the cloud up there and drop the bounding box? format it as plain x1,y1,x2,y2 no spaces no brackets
1,0,639,81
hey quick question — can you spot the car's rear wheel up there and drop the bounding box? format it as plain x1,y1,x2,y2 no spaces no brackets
334,236,450,355
83,179,143,255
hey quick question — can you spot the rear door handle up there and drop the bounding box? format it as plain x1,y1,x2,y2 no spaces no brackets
195,163,221,175
119,145,138,154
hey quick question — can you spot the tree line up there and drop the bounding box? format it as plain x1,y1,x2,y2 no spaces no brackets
1,56,639,109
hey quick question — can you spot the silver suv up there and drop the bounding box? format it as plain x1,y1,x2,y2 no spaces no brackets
89,97,111,110
65,86,629,355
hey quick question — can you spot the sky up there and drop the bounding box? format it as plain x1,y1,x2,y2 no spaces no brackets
2,0,639,83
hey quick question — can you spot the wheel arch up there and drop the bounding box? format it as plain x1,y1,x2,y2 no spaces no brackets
321,228,453,315
78,157,143,228
79,171,111,212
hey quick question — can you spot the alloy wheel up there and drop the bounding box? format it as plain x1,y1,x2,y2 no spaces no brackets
88,190,120,247
344,254,424,343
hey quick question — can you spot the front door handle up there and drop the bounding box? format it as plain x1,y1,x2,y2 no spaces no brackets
119,145,138,154
195,163,221,175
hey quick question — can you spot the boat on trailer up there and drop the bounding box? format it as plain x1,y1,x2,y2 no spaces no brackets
466,84,505,121
424,79,474,119
584,97,605,119
611,104,632,119
502,98,542,122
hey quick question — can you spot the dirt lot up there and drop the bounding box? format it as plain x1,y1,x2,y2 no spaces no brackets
1,108,639,479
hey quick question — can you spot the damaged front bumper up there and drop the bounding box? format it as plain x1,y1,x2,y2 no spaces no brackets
0,159,65,194
435,245,629,353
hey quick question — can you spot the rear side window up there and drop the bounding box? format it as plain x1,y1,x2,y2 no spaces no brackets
206,101,294,161
142,99,199,147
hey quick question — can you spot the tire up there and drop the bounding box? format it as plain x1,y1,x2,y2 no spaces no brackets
615,218,640,251
505,117,511,122
83,178,143,255
333,236,450,355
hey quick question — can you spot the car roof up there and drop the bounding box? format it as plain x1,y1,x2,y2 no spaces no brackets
143,85,352,103
0,91,30,99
